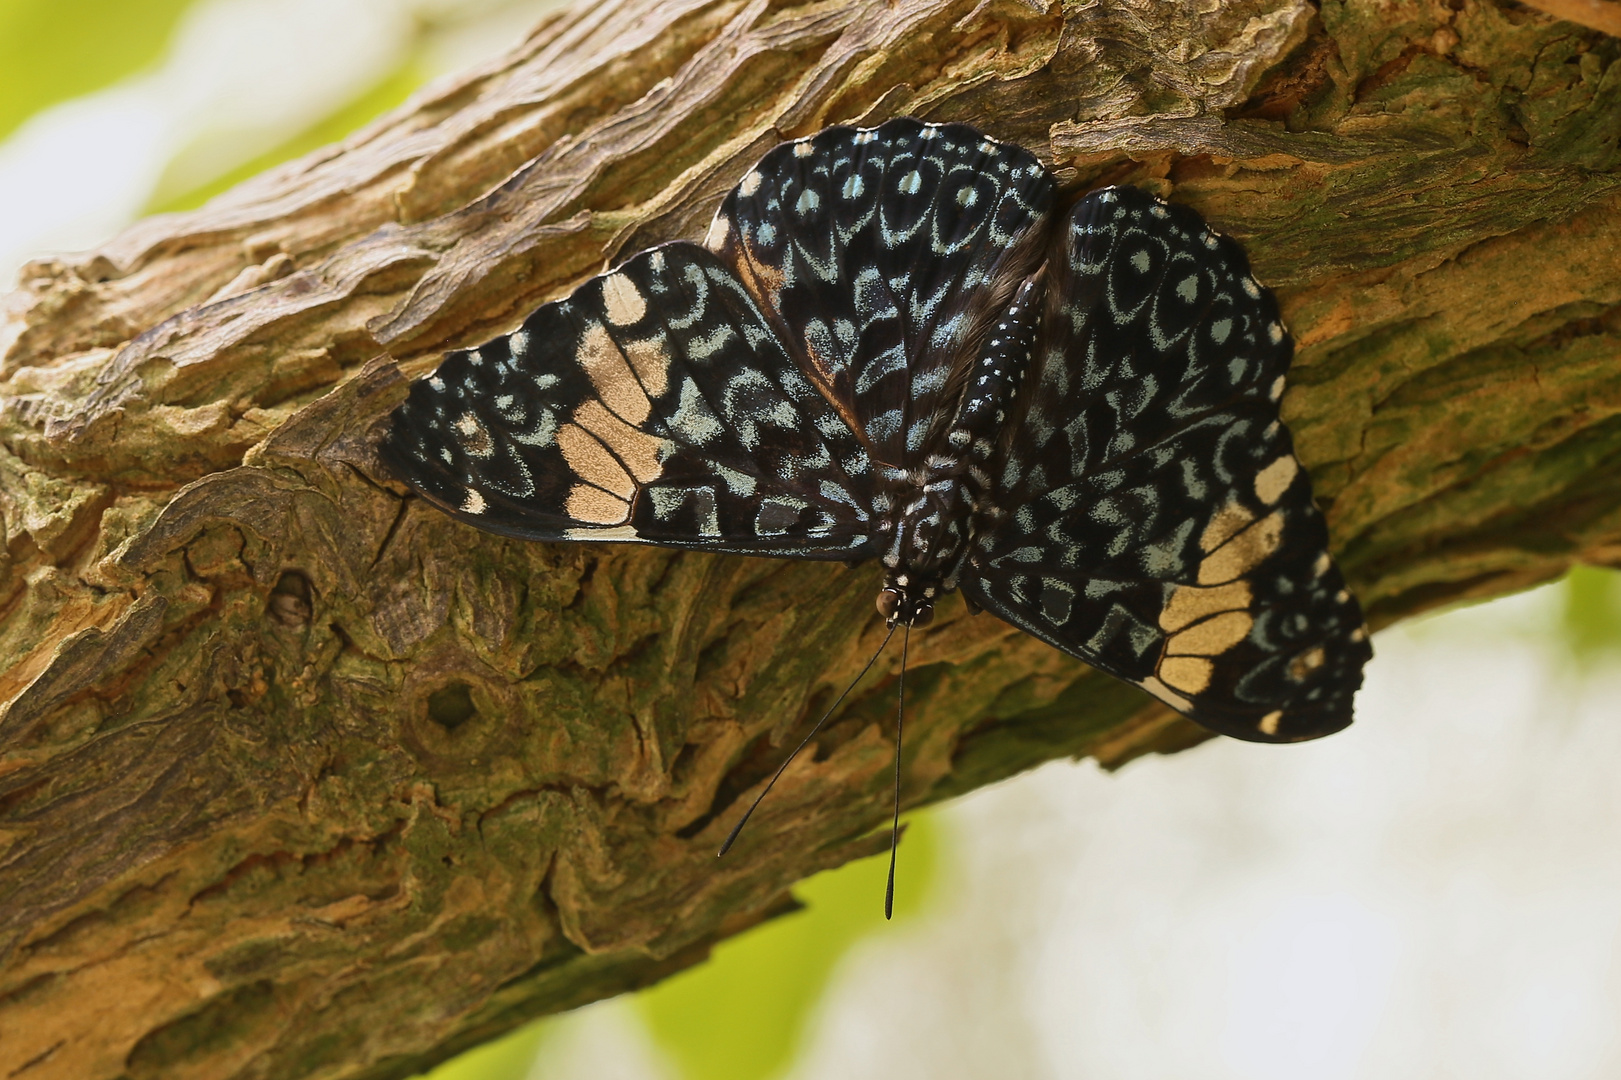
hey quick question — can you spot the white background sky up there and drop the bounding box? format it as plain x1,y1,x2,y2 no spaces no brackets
4,3,1617,1077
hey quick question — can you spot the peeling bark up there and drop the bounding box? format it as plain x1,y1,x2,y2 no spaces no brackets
1,1,1618,1077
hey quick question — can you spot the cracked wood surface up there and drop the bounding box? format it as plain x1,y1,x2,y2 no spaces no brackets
1,1,1619,1078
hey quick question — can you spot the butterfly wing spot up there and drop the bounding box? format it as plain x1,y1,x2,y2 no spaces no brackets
510,406,559,447
1258,710,1283,736
704,212,731,250
1040,578,1075,623
1268,375,1287,401
1160,579,1252,633
563,524,640,541
1159,655,1213,694
1201,500,1255,552
1139,518,1196,576
1268,322,1284,344
1253,455,1300,505
1139,675,1193,712
898,170,922,195
620,337,672,397
1176,275,1199,302
454,413,492,458
667,381,726,444
756,496,808,534
793,140,815,157
1165,610,1253,656
573,400,665,482
461,489,487,514
557,422,634,498
1198,509,1285,585
739,170,763,196
1130,250,1151,273
1288,646,1327,681
650,485,722,535
601,273,648,326
706,463,755,496
566,483,630,525
580,324,653,424
1312,551,1332,577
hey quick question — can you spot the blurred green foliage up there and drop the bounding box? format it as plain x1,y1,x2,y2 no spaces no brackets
423,1020,553,1080
0,0,198,143
145,57,425,213
638,814,939,1080
0,0,425,214
1559,564,1621,664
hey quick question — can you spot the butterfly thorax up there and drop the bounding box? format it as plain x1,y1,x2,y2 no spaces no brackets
874,279,1043,628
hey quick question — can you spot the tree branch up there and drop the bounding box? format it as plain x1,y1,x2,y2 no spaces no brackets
1519,0,1621,38
1,1,1618,1077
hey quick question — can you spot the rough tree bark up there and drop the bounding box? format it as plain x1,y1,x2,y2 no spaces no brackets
1,1,1618,1077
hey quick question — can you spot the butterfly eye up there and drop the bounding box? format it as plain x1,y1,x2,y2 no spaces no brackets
876,588,901,622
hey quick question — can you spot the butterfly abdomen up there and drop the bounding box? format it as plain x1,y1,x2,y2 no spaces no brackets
871,271,1045,625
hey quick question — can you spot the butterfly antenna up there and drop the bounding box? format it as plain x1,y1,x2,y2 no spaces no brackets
718,624,898,858
885,622,910,921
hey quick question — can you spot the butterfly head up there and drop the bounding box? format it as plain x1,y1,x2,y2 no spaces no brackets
876,580,936,628
874,476,975,628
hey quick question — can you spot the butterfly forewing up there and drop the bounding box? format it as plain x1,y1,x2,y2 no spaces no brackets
966,187,1371,742
706,118,1054,469
382,243,875,557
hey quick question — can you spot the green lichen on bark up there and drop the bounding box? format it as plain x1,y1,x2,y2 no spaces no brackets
1,2,1619,1078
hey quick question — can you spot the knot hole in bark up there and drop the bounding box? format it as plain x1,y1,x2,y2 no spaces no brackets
426,682,479,730
268,570,313,628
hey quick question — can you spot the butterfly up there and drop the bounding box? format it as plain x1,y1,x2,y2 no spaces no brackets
380,118,1372,909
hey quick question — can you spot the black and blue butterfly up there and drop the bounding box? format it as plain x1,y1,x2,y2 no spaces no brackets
380,118,1372,909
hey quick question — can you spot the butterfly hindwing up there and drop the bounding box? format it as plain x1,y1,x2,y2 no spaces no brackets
381,243,876,557
706,118,1055,468
965,187,1371,742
